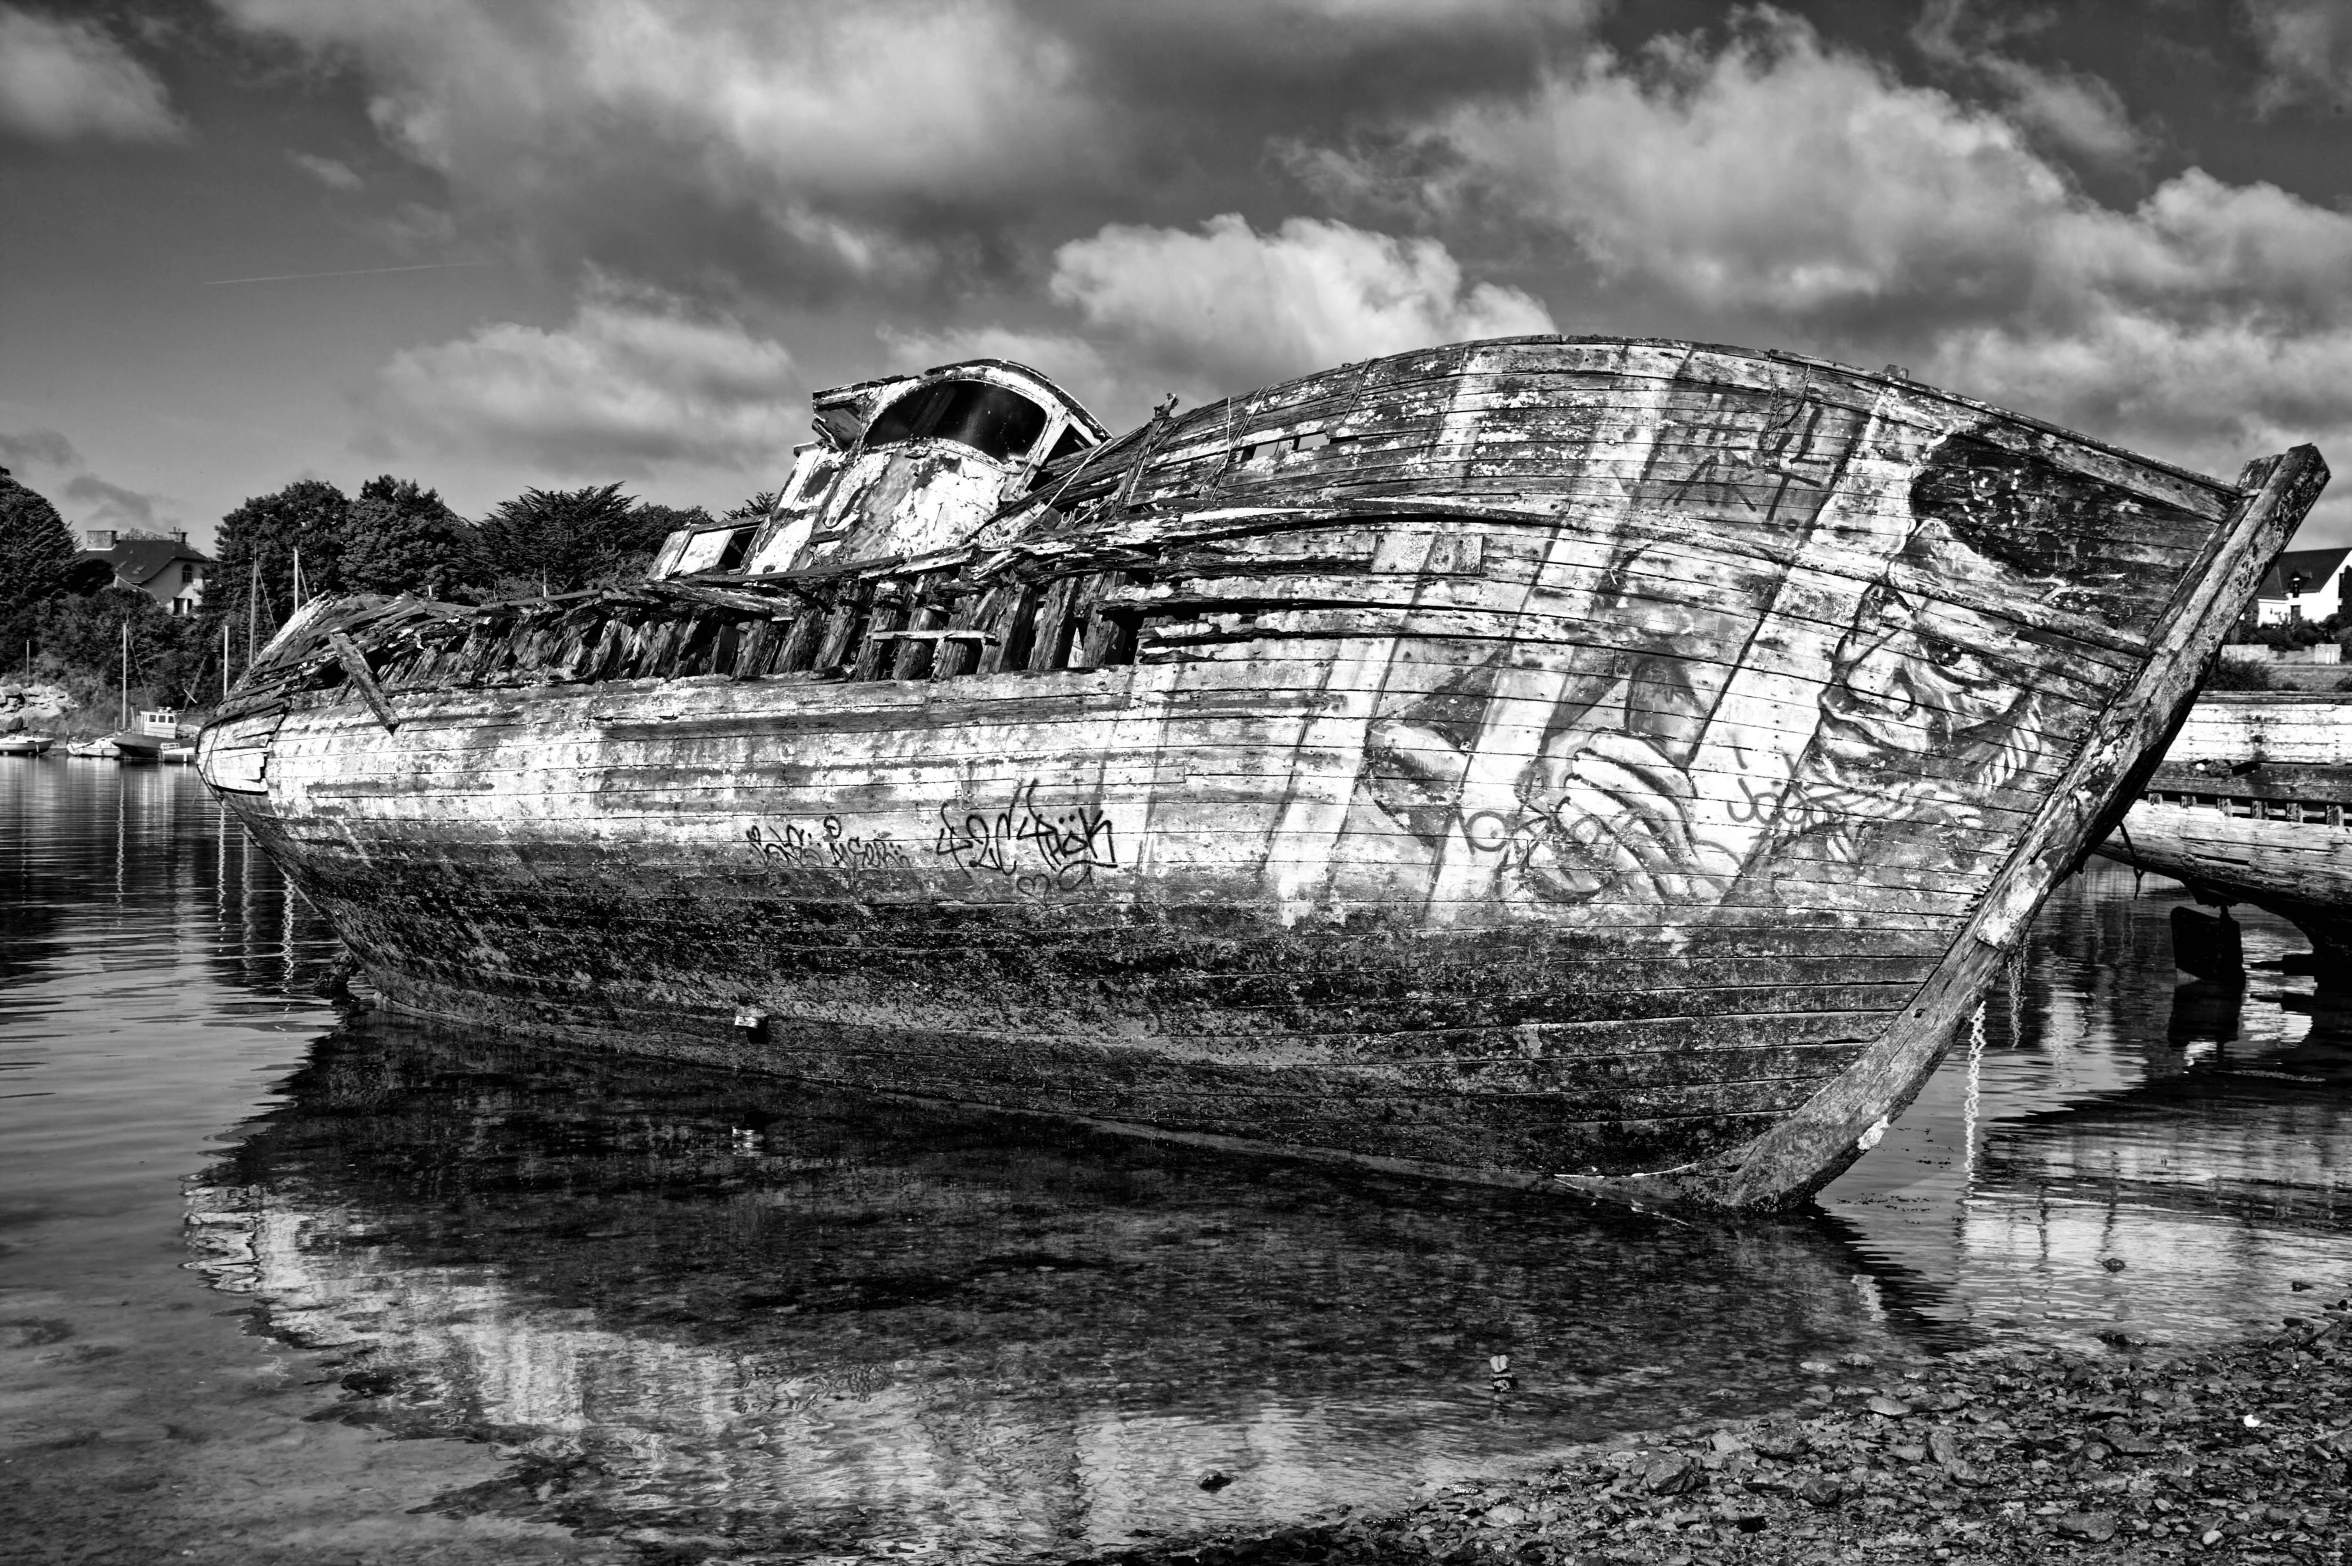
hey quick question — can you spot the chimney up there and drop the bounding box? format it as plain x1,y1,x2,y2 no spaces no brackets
170,528,187,544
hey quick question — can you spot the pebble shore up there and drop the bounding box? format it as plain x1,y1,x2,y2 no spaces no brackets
1096,1298,2352,1566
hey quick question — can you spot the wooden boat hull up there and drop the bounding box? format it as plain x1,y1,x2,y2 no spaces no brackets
198,337,2326,1207
2101,694,2352,968
65,729,163,762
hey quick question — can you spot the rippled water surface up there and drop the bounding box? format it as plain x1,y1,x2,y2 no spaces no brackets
3,763,2347,1562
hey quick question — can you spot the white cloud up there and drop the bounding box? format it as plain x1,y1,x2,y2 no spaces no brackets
216,0,1093,269
289,151,362,190
1295,10,2352,526
1909,0,2145,169
0,6,181,143
1923,167,2352,485
2244,0,2352,113
371,281,802,475
1392,15,2075,321
1046,214,1554,392
0,427,80,472
880,218,1554,427
63,472,170,533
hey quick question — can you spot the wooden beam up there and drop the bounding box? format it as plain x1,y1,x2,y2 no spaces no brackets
325,630,400,732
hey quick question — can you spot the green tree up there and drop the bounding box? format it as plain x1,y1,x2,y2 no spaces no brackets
206,478,350,652
36,587,211,709
341,475,488,600
0,468,95,658
0,467,78,605
476,484,683,596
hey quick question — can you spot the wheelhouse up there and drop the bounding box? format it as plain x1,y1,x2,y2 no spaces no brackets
650,360,1105,582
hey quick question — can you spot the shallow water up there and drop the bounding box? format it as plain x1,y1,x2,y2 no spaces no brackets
2,763,2346,1562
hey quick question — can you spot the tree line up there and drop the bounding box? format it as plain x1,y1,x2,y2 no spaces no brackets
0,468,736,710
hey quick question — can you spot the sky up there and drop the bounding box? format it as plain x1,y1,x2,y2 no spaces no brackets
4,0,2352,554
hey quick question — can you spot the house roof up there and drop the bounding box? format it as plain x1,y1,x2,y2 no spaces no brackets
77,537,214,590
2255,546,2352,601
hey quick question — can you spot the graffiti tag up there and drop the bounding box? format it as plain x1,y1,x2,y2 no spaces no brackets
744,816,913,882
934,779,1120,899
1642,385,1863,529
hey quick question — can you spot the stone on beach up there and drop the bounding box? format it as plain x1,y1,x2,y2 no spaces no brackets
1083,1294,2352,1565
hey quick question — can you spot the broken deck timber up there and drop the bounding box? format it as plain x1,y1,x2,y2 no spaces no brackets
196,336,2329,1209
2099,692,2352,975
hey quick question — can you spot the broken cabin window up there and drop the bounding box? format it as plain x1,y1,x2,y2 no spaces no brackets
863,379,1050,463
714,527,755,572
1027,423,1096,489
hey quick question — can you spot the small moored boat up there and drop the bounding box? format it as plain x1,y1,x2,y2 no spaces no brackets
67,729,164,763
0,734,52,757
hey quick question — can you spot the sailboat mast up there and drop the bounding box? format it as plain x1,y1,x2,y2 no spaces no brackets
119,621,128,730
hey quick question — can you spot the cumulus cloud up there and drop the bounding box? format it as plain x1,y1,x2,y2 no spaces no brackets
216,0,1093,286
881,217,1552,426
370,280,802,475
2243,0,2352,113
213,0,1608,297
1910,0,2145,168
1374,14,2076,323
0,431,185,537
0,5,182,143
1922,167,2352,483
1274,6,2352,537
63,473,170,533
289,151,362,190
0,428,81,471
1047,214,1553,392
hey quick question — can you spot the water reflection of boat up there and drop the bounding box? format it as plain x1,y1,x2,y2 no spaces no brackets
184,1020,1940,1560
2100,693,2352,972
1976,1054,2352,1225
197,341,2327,1207
1826,864,2352,1347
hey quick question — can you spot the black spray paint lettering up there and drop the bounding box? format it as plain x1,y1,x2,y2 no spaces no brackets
745,816,912,881
1650,387,1860,528
934,780,1120,896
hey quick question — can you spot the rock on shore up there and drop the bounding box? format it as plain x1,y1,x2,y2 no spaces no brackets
0,680,75,732
1093,1299,2352,1565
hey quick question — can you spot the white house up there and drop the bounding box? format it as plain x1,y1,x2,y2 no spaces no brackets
2251,546,2352,627
79,529,213,616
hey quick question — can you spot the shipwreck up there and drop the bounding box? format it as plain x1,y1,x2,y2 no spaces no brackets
2100,691,2352,976
195,337,2327,1208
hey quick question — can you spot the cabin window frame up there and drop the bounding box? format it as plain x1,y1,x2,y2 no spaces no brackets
858,376,1057,468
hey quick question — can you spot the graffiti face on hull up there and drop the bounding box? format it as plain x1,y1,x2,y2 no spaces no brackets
1339,390,2182,928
